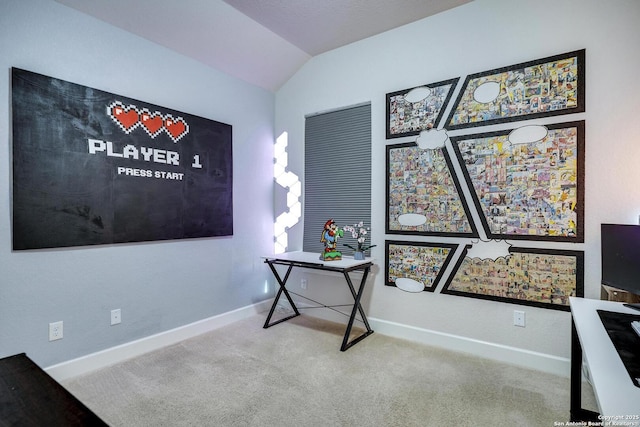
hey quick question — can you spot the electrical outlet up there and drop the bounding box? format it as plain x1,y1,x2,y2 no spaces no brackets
301,278,308,290
49,321,63,341
513,310,526,327
111,309,122,325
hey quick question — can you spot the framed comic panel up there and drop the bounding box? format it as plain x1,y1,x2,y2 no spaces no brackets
386,142,478,238
386,78,459,139
450,121,584,242
445,49,585,130
385,240,459,292
442,246,584,311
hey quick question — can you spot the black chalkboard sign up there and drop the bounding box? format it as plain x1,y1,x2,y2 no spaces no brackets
11,68,233,250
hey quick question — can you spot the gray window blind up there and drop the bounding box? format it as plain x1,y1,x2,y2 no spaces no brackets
303,103,372,255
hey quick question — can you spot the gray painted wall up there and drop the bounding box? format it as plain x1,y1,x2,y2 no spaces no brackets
0,0,275,367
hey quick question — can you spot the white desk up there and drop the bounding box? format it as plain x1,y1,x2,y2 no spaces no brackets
262,251,374,351
570,297,640,421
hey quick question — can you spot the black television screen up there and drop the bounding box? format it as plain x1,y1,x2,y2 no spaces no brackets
601,223,640,296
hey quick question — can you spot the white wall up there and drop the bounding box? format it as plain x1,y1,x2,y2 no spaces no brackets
0,0,275,367
275,0,640,366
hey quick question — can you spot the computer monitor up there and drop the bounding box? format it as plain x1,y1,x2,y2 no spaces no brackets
601,223,640,310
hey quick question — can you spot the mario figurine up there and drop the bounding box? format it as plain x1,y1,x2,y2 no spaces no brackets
320,219,344,261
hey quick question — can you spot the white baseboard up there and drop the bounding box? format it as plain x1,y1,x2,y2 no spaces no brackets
45,300,272,382
288,300,570,376
368,317,571,377
46,298,571,382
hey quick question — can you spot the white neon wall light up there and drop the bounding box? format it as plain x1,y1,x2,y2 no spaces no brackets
274,132,301,254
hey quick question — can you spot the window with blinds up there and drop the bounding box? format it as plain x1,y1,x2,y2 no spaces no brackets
303,103,372,256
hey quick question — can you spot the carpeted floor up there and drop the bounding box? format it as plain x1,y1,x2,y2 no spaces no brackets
63,314,597,426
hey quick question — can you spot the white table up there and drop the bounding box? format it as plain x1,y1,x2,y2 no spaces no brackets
262,251,374,351
570,297,640,421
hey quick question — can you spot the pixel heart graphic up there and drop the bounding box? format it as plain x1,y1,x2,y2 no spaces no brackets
108,101,140,134
140,109,164,138
164,115,189,143
107,100,190,142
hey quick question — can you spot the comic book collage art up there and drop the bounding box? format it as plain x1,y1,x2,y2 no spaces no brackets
384,50,585,310
385,241,458,293
387,78,459,138
387,144,475,236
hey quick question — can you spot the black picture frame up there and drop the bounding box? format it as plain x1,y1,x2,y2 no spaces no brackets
445,49,585,130
385,240,459,292
449,121,585,242
386,142,478,238
442,245,584,311
386,78,459,139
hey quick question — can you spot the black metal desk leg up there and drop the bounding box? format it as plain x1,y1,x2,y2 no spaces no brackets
340,267,374,351
263,262,300,328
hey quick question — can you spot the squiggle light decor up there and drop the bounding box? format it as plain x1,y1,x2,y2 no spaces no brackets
274,132,301,254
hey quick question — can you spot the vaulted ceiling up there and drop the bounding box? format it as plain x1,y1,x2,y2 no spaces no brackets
55,0,472,92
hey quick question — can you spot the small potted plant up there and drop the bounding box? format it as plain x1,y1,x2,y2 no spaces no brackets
343,221,376,260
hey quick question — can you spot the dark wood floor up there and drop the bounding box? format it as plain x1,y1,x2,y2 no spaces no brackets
0,353,108,426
